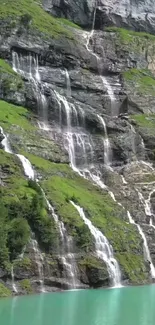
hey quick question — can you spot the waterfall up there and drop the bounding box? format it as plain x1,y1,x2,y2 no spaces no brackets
16,154,35,180
138,189,155,230
127,211,155,278
11,266,18,293
70,201,122,287
42,191,78,288
65,69,71,97
0,126,35,180
31,238,45,292
97,115,112,167
12,51,49,130
0,127,12,154
85,5,116,116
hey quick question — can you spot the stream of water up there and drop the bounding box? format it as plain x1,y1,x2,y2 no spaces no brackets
70,201,121,287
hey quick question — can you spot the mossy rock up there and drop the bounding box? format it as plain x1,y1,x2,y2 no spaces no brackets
105,27,155,53
78,256,109,287
13,257,32,271
123,69,155,96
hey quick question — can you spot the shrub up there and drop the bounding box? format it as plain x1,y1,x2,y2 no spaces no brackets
8,218,30,260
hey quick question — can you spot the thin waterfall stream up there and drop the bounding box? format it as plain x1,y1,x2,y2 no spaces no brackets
127,210,155,278
31,238,45,292
70,201,122,287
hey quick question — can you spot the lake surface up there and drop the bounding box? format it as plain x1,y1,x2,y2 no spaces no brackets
0,285,155,325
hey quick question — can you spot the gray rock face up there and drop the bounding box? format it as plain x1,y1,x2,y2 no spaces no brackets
43,0,155,33
95,0,155,33
43,0,95,27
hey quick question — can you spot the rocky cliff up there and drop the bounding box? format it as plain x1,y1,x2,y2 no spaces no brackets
0,0,155,297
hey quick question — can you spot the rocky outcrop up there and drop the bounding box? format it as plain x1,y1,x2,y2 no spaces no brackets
1,0,155,296
43,0,155,34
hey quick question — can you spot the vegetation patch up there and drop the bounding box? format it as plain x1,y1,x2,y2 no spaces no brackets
13,257,32,270
0,0,80,39
105,27,155,43
0,100,35,131
123,69,155,95
0,58,16,75
0,283,11,297
131,114,155,129
116,253,148,283
20,279,32,294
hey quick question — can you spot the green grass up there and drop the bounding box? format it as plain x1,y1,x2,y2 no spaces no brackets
0,100,35,131
0,0,79,39
131,114,155,128
123,69,155,95
116,253,148,283
22,152,70,176
105,27,155,42
0,283,11,297
0,59,15,74
14,257,32,270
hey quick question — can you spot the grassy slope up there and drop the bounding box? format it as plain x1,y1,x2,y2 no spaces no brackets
123,69,155,95
105,27,155,45
0,100,35,131
0,0,80,39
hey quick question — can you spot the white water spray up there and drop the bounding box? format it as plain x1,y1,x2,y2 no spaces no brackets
12,51,49,130
127,211,155,278
97,115,112,166
11,266,18,293
71,201,122,287
31,238,45,292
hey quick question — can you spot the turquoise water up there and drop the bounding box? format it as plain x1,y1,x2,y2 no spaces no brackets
0,285,155,325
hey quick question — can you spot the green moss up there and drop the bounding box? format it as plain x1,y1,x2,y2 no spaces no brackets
105,27,155,42
116,253,148,283
0,283,11,297
20,279,32,294
0,0,78,39
14,257,32,270
0,58,15,74
22,152,70,175
123,69,155,95
131,114,155,129
0,100,35,131
79,256,104,269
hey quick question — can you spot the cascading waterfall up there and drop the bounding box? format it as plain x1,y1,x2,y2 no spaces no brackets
65,69,71,97
137,189,155,229
97,114,112,167
31,238,45,292
70,201,122,287
12,51,49,130
0,126,35,179
85,3,117,116
11,266,18,293
127,211,155,278
42,191,78,288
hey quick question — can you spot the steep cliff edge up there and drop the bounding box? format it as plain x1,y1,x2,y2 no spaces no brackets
0,0,155,296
